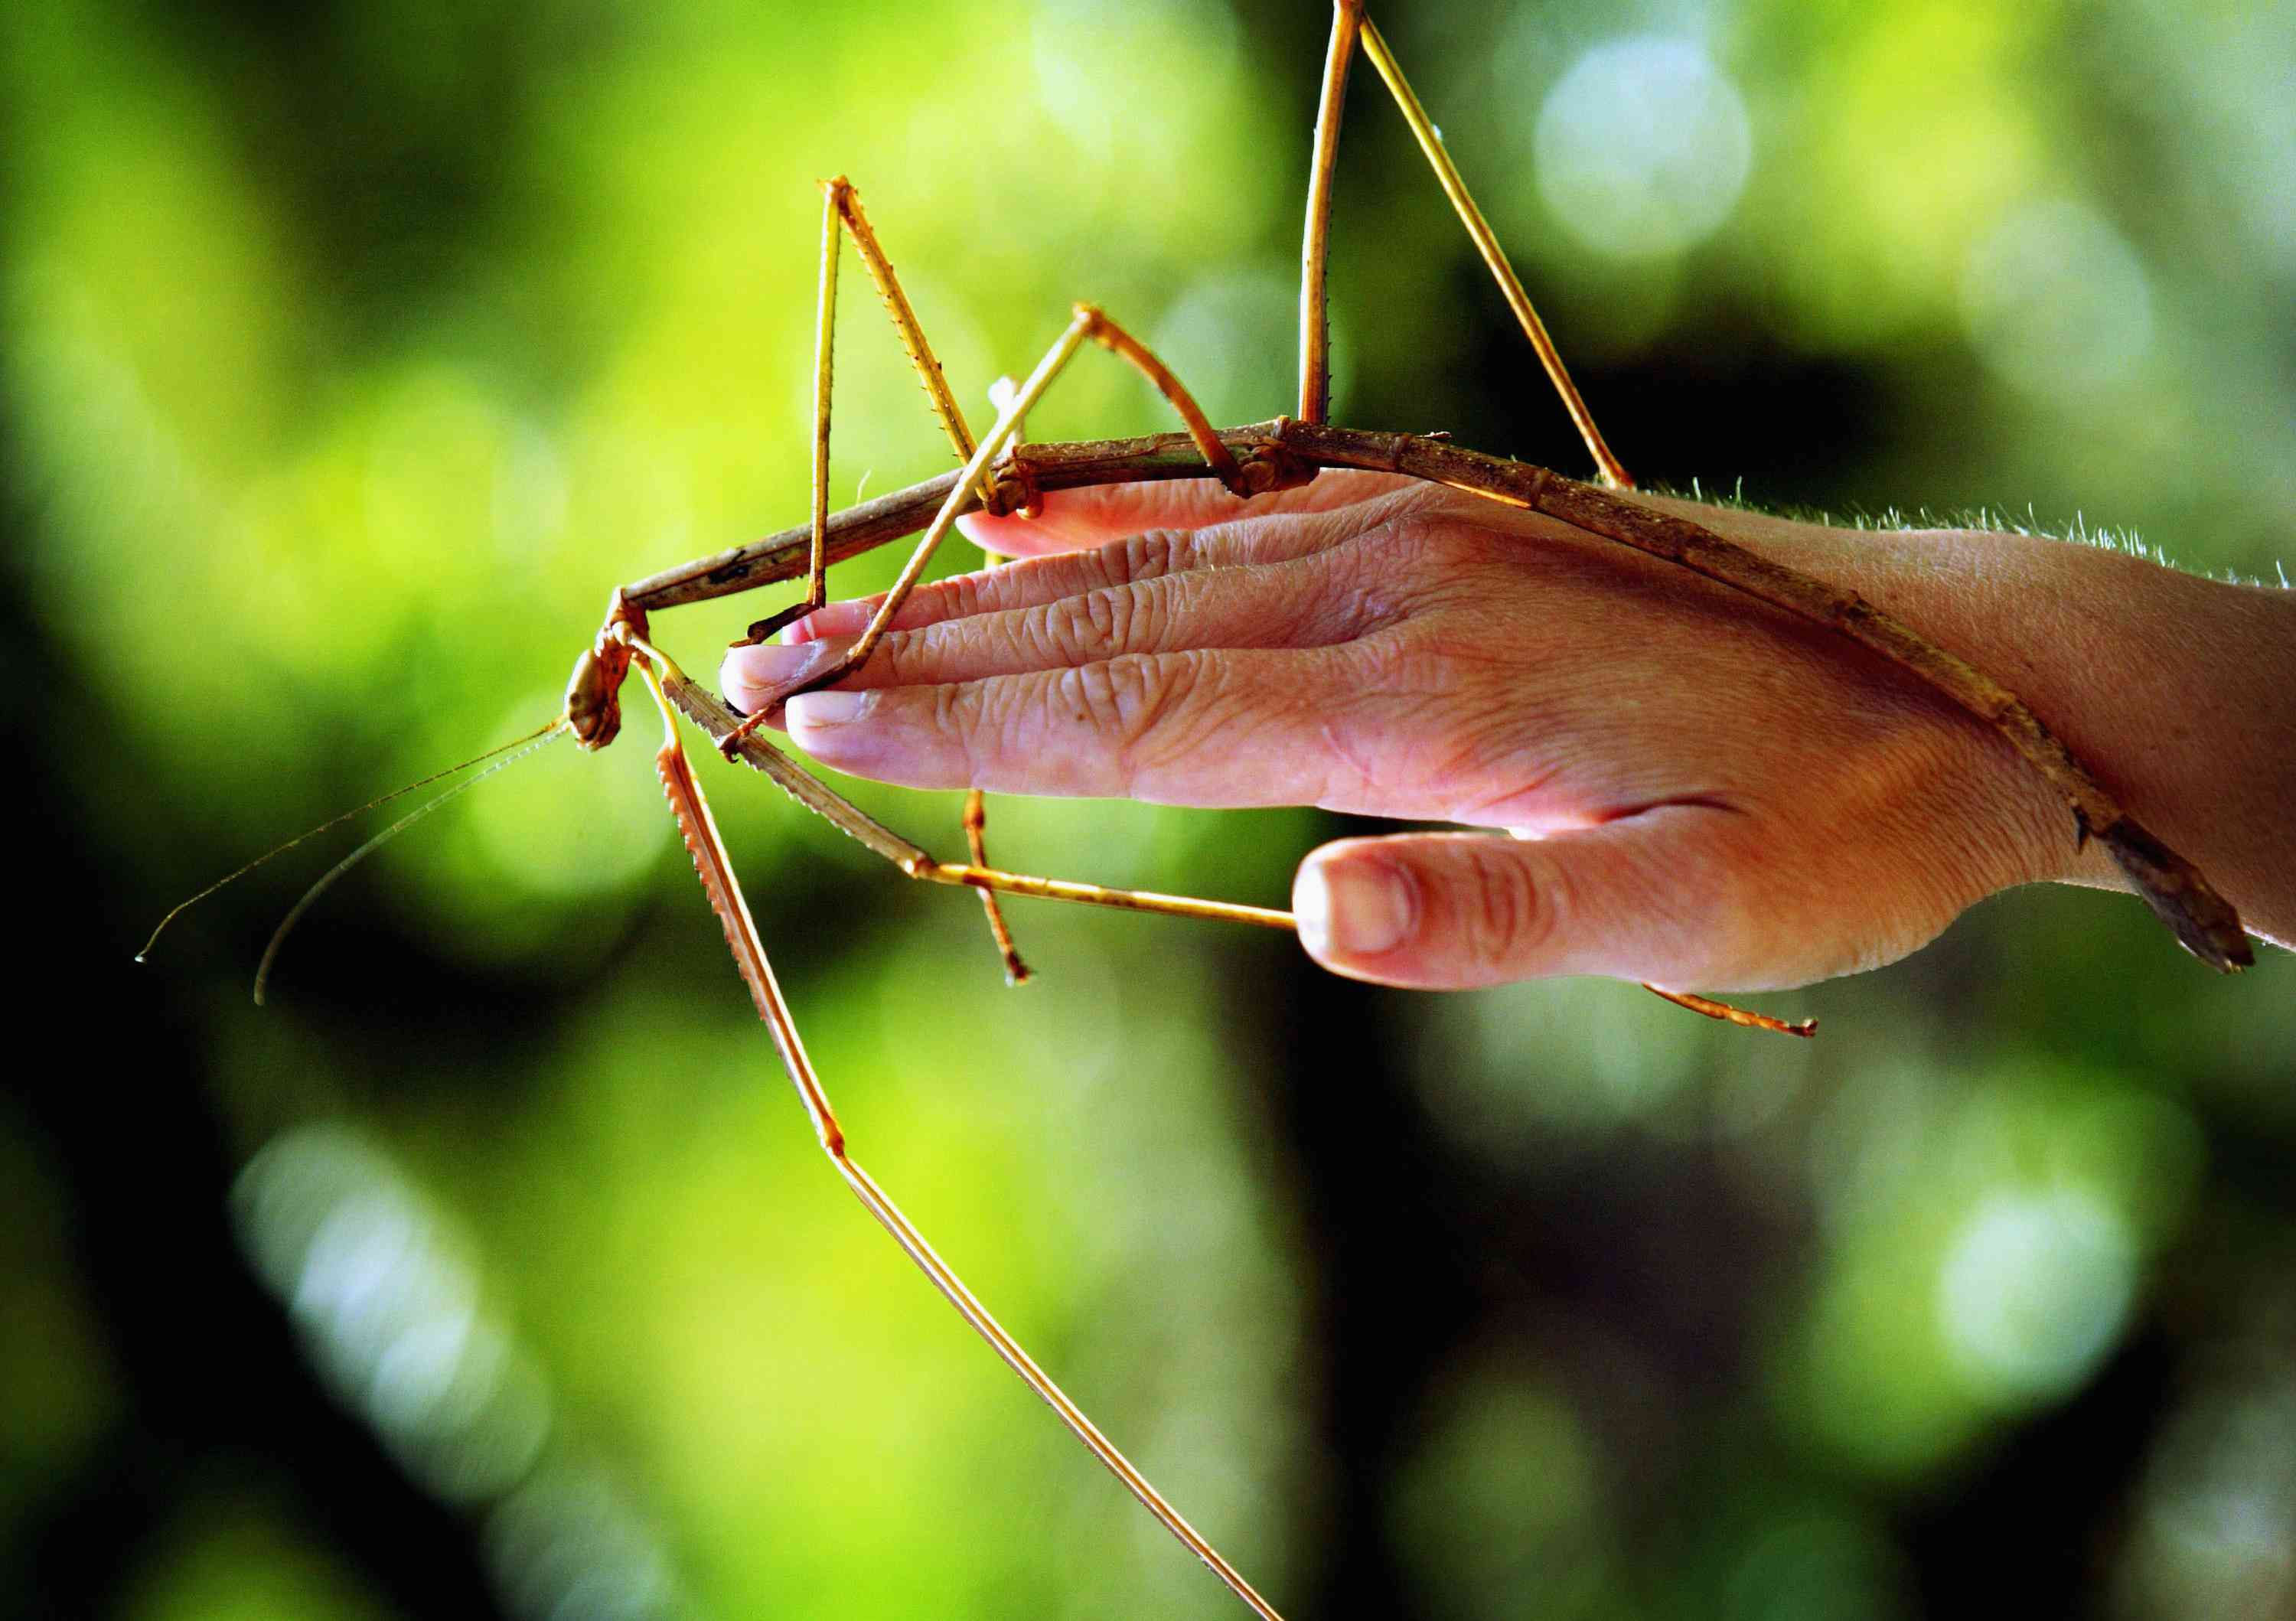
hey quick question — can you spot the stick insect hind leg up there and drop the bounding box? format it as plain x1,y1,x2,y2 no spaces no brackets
622,643,1291,1621
1293,2,1812,1034
1296,0,1630,494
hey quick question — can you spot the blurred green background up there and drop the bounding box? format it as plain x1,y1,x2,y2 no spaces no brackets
8,0,2294,1616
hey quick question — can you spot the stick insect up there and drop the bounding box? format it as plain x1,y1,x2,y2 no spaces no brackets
147,4,2255,1616
536,6,2255,1610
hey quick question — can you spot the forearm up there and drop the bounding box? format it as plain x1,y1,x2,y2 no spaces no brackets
1680,501,2296,951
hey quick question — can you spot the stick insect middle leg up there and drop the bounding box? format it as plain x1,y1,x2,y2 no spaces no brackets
1290,3,1812,1034
963,372,1039,983
1295,0,1630,490
628,651,1287,1621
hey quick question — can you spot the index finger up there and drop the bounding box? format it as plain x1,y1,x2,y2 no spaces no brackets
956,468,1418,557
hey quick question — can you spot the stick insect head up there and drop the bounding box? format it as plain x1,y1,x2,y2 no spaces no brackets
566,589,652,750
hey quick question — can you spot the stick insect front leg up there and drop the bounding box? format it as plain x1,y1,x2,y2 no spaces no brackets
596,611,1293,932
624,642,1290,1621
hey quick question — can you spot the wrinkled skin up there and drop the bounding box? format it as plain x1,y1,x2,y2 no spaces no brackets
724,473,2291,993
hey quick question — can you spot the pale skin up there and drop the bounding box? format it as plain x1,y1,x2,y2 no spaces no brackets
721,473,2296,994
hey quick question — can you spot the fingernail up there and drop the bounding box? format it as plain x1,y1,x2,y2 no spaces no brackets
722,641,837,711
788,599,874,641
786,689,875,732
957,511,1035,553
1296,858,1414,957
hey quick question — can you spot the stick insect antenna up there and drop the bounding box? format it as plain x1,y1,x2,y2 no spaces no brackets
249,722,570,1005
137,716,571,964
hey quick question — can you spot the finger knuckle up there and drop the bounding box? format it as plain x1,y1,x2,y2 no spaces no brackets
1058,652,1208,784
1458,843,1562,970
1126,579,1172,647
1050,660,1119,737
1049,577,1173,664
876,627,926,683
1039,585,1117,663
944,569,990,621
1088,582,1130,650
1120,528,1192,584
934,680,988,780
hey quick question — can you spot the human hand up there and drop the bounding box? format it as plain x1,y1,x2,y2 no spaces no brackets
719,475,2104,993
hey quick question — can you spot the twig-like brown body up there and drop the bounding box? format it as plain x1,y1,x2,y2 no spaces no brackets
599,418,2251,974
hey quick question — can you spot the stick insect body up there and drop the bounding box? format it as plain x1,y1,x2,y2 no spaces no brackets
177,5,2255,1616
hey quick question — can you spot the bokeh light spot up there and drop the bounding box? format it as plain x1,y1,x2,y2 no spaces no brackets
487,1467,681,1621
236,1127,552,1503
1722,1508,1912,1621
1937,1186,2135,1404
1961,198,2154,396
2124,1359,2296,1619
1534,38,1752,260
1391,1359,1608,1616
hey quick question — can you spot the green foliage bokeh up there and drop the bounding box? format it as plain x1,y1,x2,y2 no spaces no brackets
8,1,2292,1616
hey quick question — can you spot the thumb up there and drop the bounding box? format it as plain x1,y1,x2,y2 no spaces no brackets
1291,819,1760,992
957,468,1417,556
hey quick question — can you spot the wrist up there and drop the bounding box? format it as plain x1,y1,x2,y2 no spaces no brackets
1700,504,2292,947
